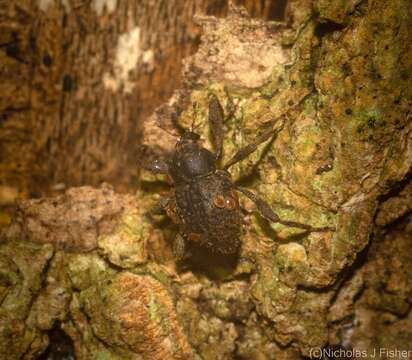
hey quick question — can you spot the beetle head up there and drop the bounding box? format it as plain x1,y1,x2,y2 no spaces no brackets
179,130,200,143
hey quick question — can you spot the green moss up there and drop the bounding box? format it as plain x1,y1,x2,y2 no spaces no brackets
97,210,150,269
67,253,112,290
259,64,290,98
351,107,388,141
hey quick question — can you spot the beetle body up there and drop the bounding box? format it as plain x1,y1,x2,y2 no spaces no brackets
168,132,241,255
174,170,242,255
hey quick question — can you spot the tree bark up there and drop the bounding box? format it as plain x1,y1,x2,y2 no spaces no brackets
0,0,411,359
0,0,228,200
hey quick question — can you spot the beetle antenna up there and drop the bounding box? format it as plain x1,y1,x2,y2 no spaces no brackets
189,117,203,135
187,101,204,135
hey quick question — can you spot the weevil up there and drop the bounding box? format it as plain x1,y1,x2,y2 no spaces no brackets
142,95,332,260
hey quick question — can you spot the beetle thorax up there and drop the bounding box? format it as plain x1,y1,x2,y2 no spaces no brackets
170,142,216,183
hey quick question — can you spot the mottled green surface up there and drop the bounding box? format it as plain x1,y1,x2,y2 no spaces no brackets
0,241,53,359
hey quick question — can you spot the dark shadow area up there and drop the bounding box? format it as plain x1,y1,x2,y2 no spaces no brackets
204,0,229,16
314,20,346,39
267,0,288,21
179,244,240,280
37,322,76,360
233,0,288,21
376,169,412,203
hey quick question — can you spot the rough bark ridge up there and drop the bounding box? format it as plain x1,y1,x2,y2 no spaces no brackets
1,1,411,359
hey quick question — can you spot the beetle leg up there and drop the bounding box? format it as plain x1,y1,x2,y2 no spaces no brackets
209,94,225,162
144,196,170,223
173,233,187,260
236,187,334,232
165,195,179,224
223,120,285,170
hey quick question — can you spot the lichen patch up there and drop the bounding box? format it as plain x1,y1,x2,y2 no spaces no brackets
103,26,143,93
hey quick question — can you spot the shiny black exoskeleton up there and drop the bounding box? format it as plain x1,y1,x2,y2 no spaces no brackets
143,95,332,260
